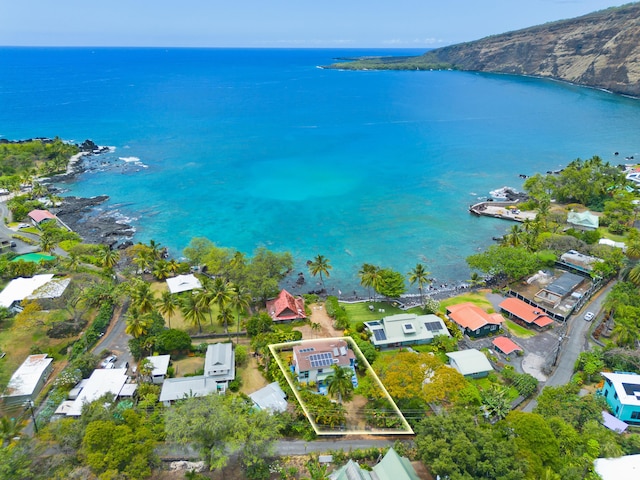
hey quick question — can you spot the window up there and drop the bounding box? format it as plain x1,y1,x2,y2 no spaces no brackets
631,411,640,420
604,389,609,397
614,392,619,400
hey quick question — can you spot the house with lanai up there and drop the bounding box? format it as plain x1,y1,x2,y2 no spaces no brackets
292,339,357,394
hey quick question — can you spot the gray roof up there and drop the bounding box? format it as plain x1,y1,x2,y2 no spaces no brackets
365,313,449,347
446,349,493,376
204,343,235,381
545,272,584,296
249,382,288,413
159,376,220,403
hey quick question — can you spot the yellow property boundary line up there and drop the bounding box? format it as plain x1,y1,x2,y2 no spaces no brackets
268,336,414,436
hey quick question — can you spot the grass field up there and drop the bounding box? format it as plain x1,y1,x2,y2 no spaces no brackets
504,319,536,338
439,291,494,313
341,301,422,326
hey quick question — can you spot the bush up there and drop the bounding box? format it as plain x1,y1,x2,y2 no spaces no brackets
228,375,242,392
235,344,249,366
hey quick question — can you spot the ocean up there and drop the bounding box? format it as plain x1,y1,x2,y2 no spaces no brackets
1,47,640,293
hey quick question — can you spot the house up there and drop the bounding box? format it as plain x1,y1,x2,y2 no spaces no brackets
27,209,58,227
567,210,599,230
0,274,55,310
1,354,53,406
534,271,585,307
499,297,554,329
560,250,600,273
600,372,640,425
27,277,71,310
364,313,450,349
594,454,640,480
266,289,306,322
249,382,288,413
66,368,130,416
329,447,421,480
492,336,522,356
160,343,235,405
446,302,503,338
446,349,494,378
145,355,171,384
166,274,202,294
292,339,357,391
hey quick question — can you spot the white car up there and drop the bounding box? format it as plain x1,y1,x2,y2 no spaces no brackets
100,355,117,368
584,311,595,321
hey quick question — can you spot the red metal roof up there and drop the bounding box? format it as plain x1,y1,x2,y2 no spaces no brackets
266,289,306,321
27,209,56,223
447,303,504,331
492,336,522,355
499,297,554,327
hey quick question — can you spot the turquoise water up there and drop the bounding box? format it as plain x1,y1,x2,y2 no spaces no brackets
1,47,640,292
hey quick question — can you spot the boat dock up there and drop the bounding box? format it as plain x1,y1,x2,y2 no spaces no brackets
469,201,537,223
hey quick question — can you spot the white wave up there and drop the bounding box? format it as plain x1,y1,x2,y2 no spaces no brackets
119,156,140,163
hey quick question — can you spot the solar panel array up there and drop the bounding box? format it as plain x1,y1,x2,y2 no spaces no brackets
309,352,333,368
299,347,315,353
424,321,442,332
373,329,387,341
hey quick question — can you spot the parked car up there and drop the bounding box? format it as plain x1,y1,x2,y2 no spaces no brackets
100,355,117,368
584,311,595,321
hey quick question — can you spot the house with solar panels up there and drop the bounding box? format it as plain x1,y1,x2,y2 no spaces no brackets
364,313,450,349
292,339,357,393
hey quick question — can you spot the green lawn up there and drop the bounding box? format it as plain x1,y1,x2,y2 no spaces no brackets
341,301,422,327
504,319,536,338
439,292,494,313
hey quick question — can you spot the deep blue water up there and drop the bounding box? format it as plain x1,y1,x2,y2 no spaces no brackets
1,47,640,293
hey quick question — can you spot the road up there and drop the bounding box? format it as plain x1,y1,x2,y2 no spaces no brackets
523,279,614,412
91,297,134,367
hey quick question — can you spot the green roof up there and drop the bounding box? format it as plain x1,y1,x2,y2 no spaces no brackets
11,253,56,263
329,448,420,480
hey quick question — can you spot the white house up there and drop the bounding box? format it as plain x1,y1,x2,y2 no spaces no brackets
0,274,55,310
66,368,130,416
166,274,202,294
446,349,494,378
1,354,53,406
145,355,171,384
159,343,235,405
365,313,450,349
249,382,288,413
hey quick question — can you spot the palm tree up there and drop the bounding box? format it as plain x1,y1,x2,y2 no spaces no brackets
408,263,430,306
310,322,321,338
125,309,152,339
326,365,354,403
152,260,171,280
210,277,234,311
181,294,206,333
229,284,251,344
308,254,332,290
628,263,640,287
358,263,377,300
63,251,81,272
130,280,155,314
167,259,180,276
157,290,179,329
217,306,234,340
98,244,120,272
39,231,55,254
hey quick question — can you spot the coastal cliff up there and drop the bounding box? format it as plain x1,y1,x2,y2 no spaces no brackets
329,3,640,97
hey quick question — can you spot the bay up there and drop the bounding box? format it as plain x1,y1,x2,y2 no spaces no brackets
1,47,639,292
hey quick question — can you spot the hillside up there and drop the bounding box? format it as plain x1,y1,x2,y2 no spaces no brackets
329,3,640,97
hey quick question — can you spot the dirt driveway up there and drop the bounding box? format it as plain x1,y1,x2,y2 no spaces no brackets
295,303,342,339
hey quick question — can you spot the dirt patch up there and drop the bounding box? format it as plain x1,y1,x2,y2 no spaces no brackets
295,303,342,339
521,353,548,381
344,394,368,430
172,356,204,377
239,356,268,394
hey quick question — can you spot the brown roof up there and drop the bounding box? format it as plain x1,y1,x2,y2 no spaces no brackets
499,297,554,327
293,339,355,372
266,289,306,321
447,302,503,331
492,336,522,355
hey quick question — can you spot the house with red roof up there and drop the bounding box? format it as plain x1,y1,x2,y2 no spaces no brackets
266,289,306,322
27,209,59,229
446,302,503,338
499,297,555,330
492,336,523,356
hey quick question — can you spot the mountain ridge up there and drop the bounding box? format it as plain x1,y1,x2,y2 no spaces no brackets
329,3,640,97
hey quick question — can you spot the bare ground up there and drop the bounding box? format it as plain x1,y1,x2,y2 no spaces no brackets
295,303,342,339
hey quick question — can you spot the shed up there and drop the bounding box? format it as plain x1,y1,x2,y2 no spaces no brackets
249,382,288,413
145,355,171,384
567,210,599,230
492,336,522,355
446,349,494,378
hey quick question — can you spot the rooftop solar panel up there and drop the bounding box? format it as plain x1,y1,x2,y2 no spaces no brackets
373,329,387,341
424,321,442,332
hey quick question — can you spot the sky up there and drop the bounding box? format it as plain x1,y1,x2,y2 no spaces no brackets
0,1,633,48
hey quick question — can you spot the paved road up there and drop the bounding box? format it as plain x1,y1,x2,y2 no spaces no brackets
523,279,615,412
91,297,134,367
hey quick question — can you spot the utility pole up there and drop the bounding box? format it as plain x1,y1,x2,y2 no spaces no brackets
26,400,38,434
